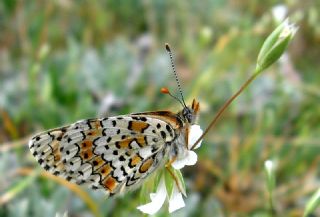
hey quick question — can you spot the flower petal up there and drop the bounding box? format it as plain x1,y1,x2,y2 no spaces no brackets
169,183,185,213
188,125,203,150
172,151,198,170
271,4,287,22
184,151,198,166
171,157,187,170
137,178,167,215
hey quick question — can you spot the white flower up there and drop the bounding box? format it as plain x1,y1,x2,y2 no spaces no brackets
172,125,203,170
264,159,277,177
137,178,167,215
264,160,274,172
137,125,203,215
264,159,277,194
271,4,287,22
279,20,298,39
55,212,68,217
137,176,186,215
188,125,203,149
168,183,185,213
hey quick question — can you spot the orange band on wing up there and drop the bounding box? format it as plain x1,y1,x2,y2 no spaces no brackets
128,121,149,133
103,176,117,191
130,155,142,167
98,164,112,179
80,149,94,160
51,140,62,162
91,156,105,170
139,158,154,173
81,140,93,150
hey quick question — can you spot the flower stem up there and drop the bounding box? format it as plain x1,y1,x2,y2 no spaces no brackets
191,70,260,150
268,191,275,217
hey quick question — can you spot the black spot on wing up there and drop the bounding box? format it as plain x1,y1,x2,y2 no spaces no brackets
102,129,107,136
128,121,133,130
115,141,120,149
160,131,166,139
81,131,86,140
166,124,173,135
121,166,128,176
92,137,100,146
140,117,147,122
87,120,93,129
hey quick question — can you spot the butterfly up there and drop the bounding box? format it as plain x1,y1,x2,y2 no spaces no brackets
28,44,202,197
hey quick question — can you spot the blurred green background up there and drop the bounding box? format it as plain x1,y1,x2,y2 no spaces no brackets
0,0,319,217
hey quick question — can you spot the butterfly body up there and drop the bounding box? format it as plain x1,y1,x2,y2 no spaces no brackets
29,99,200,196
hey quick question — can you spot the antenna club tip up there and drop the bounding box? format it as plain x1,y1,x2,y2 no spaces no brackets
165,43,171,52
160,87,170,94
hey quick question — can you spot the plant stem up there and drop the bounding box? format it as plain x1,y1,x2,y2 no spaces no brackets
269,190,275,217
191,70,260,150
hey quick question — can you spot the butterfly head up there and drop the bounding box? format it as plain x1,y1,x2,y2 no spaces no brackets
180,99,200,124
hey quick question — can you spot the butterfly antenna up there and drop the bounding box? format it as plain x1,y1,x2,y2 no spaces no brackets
160,87,185,108
165,43,187,108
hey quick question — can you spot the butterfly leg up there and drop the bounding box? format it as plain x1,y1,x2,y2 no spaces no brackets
165,166,186,196
165,156,185,194
165,155,177,168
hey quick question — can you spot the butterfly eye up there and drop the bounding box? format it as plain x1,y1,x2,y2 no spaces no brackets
182,107,193,123
187,113,193,123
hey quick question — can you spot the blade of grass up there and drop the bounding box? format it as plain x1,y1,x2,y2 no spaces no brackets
0,169,38,205
16,167,103,217
303,188,320,217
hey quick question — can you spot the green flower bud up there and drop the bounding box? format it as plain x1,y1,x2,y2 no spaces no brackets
256,19,298,73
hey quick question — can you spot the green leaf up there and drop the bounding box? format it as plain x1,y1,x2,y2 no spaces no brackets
173,169,186,197
164,168,186,197
164,169,174,197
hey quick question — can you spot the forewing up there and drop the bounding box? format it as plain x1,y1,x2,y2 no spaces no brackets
29,115,176,196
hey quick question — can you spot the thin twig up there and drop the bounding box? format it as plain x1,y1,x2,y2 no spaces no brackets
0,136,30,152
8,168,102,217
191,72,259,150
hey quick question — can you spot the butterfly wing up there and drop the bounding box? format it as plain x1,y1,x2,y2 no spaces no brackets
29,115,177,196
